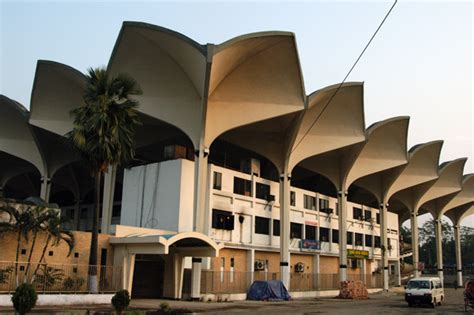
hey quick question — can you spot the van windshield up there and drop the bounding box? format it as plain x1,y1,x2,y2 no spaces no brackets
407,280,430,289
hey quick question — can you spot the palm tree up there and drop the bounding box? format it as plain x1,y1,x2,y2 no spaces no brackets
0,203,36,284
32,211,74,282
67,67,141,292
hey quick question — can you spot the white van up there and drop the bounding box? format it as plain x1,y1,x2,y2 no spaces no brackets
405,277,444,307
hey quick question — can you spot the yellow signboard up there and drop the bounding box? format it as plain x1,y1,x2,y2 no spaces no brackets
347,249,369,259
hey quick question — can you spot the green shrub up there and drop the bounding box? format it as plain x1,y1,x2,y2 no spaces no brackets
11,283,38,315
111,289,130,315
160,302,171,313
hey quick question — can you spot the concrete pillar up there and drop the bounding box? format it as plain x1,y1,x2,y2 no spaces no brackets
337,190,348,282
396,259,402,286
454,224,463,287
247,249,255,286
380,202,389,291
174,254,185,299
101,165,117,234
193,148,209,234
191,258,202,300
279,172,291,289
411,213,420,277
434,218,444,283
313,254,320,290
122,254,136,294
40,176,51,202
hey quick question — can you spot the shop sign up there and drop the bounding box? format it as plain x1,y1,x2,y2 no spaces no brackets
347,249,369,259
301,239,320,250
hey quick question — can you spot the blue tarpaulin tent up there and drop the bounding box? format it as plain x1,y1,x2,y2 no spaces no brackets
246,280,291,301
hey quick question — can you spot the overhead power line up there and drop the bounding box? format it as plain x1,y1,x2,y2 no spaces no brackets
291,0,398,154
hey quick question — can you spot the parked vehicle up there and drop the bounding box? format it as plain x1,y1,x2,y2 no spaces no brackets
464,279,474,312
405,277,444,307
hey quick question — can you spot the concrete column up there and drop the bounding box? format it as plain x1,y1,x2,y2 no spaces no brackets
380,202,389,291
279,172,291,289
454,224,463,287
313,254,320,290
247,249,255,286
434,217,444,283
40,176,51,202
337,190,348,282
411,213,420,277
191,258,202,300
193,148,209,234
396,259,402,286
122,254,136,294
101,165,117,234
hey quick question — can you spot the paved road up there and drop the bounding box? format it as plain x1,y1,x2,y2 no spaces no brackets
131,288,473,314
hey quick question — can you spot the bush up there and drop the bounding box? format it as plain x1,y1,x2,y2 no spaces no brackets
11,283,38,315
111,289,130,315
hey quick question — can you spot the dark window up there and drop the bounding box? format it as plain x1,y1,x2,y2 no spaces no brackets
213,172,222,190
365,234,373,247
332,229,339,243
212,209,235,230
73,267,78,273
255,216,270,235
355,233,363,246
335,202,339,215
80,208,88,219
305,225,316,240
376,213,380,224
319,198,329,211
68,209,75,220
364,210,372,222
19,266,25,271
374,236,381,248
290,191,296,206
21,249,26,255
230,258,235,268
273,220,280,236
112,205,121,217
290,223,303,239
353,207,363,220
347,232,353,245
48,251,53,256
256,183,271,200
100,248,107,266
304,195,316,210
234,177,252,196
74,252,79,258
320,227,330,242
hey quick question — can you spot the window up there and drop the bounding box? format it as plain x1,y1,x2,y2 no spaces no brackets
213,172,222,190
255,216,270,235
353,207,363,220
74,252,79,258
256,183,271,200
320,227,330,242
332,229,339,243
374,236,381,248
319,198,330,212
290,191,296,206
290,223,303,239
21,249,26,255
48,251,54,256
234,177,252,196
73,267,78,273
305,225,316,240
230,258,235,268
80,208,88,220
376,213,380,224
364,210,372,222
355,233,363,246
365,234,373,247
347,231,353,245
304,195,316,210
273,220,280,236
212,209,235,230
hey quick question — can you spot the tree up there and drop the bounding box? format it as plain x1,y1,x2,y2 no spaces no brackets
67,67,141,292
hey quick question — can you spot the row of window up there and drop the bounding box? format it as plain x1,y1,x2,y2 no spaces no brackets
213,210,388,248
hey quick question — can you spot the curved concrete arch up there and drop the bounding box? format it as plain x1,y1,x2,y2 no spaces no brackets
29,60,86,136
0,95,44,176
439,174,474,216
288,82,366,171
160,231,224,255
0,152,39,189
206,31,306,146
108,21,207,148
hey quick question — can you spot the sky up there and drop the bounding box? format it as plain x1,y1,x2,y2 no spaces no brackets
0,1,473,226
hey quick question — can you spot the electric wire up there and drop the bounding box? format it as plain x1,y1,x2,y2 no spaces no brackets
291,0,398,154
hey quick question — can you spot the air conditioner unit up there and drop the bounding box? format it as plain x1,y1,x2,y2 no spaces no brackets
266,194,275,202
295,262,305,273
254,260,265,271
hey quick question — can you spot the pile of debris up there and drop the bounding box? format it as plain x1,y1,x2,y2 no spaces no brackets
338,280,369,299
